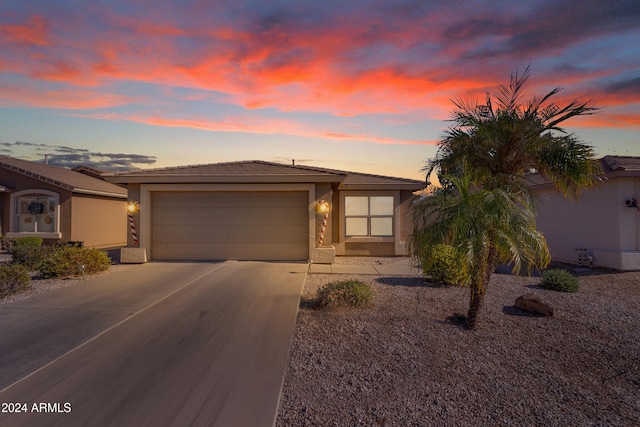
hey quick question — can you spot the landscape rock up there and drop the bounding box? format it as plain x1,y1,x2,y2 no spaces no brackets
514,293,554,316
278,260,640,426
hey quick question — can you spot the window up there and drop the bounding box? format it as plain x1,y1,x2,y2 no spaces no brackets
15,196,57,233
345,196,394,237
8,190,61,238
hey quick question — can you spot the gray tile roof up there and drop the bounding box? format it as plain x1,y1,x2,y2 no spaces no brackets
601,155,640,172
286,163,425,187
108,160,425,190
527,155,640,188
0,156,127,197
71,165,110,179
110,160,344,177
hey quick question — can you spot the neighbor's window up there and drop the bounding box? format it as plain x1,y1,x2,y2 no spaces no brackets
15,196,57,233
345,196,394,237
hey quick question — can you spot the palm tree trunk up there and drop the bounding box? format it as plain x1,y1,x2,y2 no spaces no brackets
466,281,484,329
466,245,498,329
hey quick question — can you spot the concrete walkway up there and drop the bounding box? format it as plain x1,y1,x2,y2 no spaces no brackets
309,257,422,276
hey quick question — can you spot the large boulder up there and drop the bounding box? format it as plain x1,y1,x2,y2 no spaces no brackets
514,293,554,317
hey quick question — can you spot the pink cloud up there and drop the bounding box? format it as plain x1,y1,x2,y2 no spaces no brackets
66,112,437,145
0,15,49,46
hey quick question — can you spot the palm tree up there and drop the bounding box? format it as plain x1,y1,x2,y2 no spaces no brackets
427,65,600,196
412,67,600,329
411,172,550,329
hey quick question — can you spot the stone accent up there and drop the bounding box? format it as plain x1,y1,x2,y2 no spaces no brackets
311,247,335,264
120,247,147,264
514,293,554,317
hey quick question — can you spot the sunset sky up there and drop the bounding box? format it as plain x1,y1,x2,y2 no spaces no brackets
1,0,638,180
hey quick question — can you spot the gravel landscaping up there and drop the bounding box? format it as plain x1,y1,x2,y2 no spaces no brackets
277,259,640,426
0,264,131,306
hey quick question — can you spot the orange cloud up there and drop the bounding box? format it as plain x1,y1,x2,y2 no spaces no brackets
569,112,640,129
1,5,637,136
0,84,135,110
1,15,49,46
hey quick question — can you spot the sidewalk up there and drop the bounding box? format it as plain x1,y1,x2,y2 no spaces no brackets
309,257,422,276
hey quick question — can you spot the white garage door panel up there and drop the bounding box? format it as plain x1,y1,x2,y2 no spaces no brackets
151,191,308,260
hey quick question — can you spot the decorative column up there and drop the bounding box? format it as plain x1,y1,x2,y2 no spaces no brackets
317,200,330,246
127,201,140,246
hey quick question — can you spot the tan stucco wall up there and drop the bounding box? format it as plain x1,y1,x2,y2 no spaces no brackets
344,242,395,256
535,177,640,270
70,195,127,248
397,190,415,255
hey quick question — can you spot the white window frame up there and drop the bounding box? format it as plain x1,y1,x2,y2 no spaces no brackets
6,189,62,239
344,195,395,237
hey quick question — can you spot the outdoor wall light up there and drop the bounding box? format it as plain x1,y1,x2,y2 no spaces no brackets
317,200,330,214
128,201,140,213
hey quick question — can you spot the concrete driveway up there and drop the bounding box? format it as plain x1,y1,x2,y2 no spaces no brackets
0,261,307,427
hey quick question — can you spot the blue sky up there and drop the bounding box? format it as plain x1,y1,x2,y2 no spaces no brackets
1,0,638,180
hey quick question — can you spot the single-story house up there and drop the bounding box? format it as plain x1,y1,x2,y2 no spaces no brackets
105,160,424,263
530,155,640,270
0,156,128,248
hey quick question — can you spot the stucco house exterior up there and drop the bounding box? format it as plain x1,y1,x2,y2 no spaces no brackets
105,160,424,263
0,156,128,248
531,155,640,270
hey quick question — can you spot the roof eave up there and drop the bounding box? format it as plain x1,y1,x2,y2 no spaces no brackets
338,183,425,191
73,188,128,199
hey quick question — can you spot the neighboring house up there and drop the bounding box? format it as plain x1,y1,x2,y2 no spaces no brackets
105,160,424,263
0,156,128,248
530,155,640,270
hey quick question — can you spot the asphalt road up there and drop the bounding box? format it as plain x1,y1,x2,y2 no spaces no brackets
0,261,307,427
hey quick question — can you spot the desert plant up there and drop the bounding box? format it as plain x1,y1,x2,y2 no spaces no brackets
0,264,31,297
11,239,53,270
418,243,469,285
315,280,374,309
39,246,111,279
13,236,44,247
539,269,579,293
64,241,84,248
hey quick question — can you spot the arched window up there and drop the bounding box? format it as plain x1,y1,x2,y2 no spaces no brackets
8,189,61,238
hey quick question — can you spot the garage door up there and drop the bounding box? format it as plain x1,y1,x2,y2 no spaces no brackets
151,191,309,261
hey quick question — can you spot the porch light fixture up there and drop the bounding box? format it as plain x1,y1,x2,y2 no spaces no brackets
128,201,140,213
317,200,330,214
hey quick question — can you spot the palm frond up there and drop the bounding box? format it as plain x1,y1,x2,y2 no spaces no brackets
493,64,531,111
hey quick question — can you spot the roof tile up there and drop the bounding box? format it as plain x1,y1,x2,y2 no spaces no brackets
0,156,127,197
108,160,424,188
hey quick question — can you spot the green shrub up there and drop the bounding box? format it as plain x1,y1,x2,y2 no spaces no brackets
64,241,84,248
39,246,111,279
315,280,374,309
418,244,469,286
0,264,31,297
11,240,54,270
539,269,579,293
13,236,44,247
